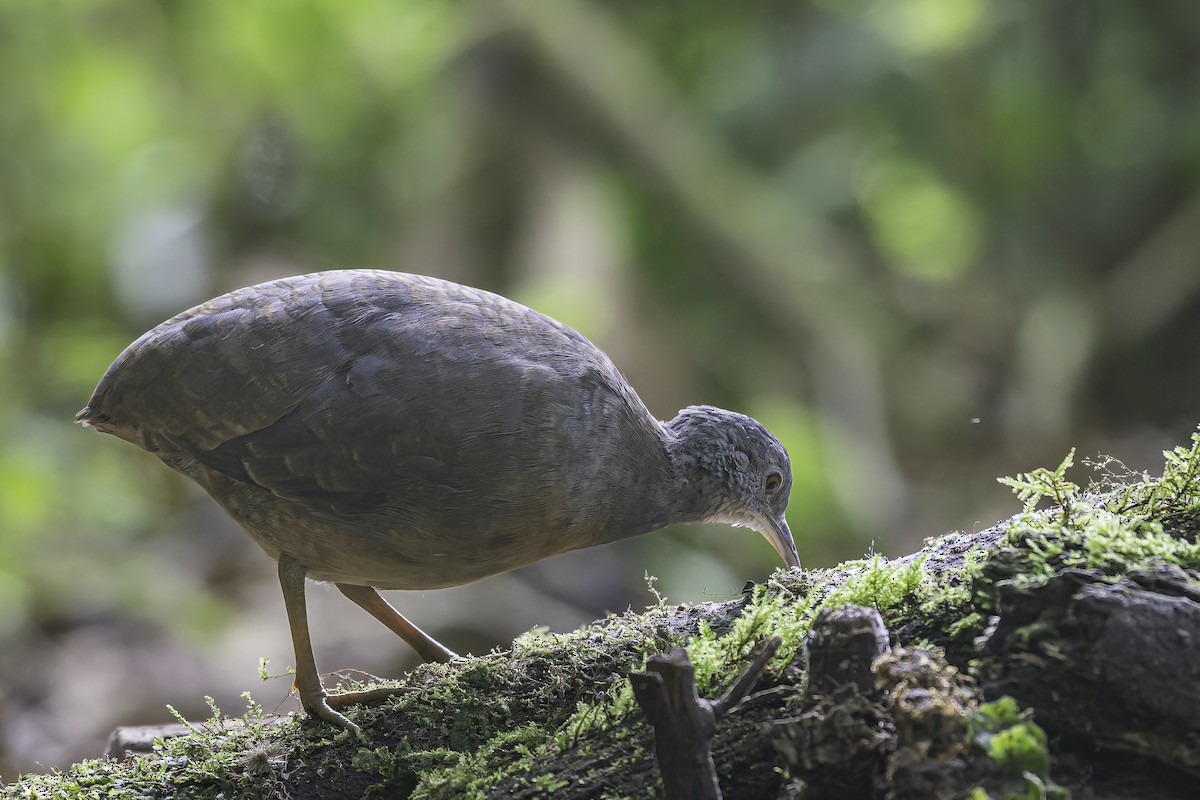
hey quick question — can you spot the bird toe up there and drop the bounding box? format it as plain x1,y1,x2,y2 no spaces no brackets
305,698,362,736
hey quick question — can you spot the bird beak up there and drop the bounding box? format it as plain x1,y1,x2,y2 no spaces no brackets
759,515,800,570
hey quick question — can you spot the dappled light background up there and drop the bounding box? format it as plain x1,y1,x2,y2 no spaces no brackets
3,0,1199,777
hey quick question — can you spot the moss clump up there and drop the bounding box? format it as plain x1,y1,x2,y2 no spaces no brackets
898,430,1200,655
549,551,938,757
410,723,551,800
7,695,296,800
966,697,1067,800
995,436,1200,575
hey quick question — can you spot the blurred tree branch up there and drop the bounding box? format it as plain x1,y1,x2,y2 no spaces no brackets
1103,191,1200,345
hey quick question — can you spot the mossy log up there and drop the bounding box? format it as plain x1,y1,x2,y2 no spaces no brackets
978,564,1200,774
7,444,1200,799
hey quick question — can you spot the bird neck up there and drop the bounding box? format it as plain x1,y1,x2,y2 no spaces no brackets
660,420,734,526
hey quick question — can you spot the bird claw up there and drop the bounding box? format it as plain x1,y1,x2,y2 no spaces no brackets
432,650,507,670
300,663,465,734
327,685,414,708
305,696,362,737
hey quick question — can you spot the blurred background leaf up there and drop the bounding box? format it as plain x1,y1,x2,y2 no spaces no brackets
2,0,1198,777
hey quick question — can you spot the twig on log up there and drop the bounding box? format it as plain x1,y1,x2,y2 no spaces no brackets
631,636,781,800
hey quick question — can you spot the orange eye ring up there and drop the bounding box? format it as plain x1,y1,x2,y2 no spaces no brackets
765,472,782,495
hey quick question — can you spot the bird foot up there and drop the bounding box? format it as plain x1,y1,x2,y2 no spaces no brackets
314,669,419,718
304,696,362,737
428,650,508,670
301,653,513,733
300,686,420,735
327,685,415,709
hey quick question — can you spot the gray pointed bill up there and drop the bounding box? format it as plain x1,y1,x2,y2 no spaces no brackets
759,514,800,569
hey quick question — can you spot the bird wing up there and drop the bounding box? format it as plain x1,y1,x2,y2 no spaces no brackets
164,344,485,516
86,271,633,521
83,274,357,448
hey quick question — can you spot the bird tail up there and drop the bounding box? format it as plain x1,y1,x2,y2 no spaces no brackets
75,405,108,429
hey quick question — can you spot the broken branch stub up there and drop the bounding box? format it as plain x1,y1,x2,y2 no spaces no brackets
631,636,782,800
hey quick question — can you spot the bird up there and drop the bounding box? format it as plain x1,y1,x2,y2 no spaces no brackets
78,269,799,733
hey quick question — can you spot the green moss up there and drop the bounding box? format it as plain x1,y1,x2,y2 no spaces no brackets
553,550,940,749
825,553,929,612
968,697,1067,800
402,602,686,796
412,723,553,800
920,430,1200,637
351,742,458,799
554,680,639,752
994,431,1200,577
7,695,305,800
686,582,812,693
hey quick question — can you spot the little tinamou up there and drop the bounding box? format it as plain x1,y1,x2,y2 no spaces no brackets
78,270,799,733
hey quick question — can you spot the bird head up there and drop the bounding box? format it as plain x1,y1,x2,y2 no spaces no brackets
665,405,800,570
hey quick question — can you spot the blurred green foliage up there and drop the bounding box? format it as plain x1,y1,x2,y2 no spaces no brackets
2,0,1199,776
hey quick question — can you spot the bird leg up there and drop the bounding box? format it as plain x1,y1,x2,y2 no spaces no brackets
277,554,361,735
336,583,460,664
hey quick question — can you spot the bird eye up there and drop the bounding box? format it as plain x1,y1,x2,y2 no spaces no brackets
764,472,782,495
